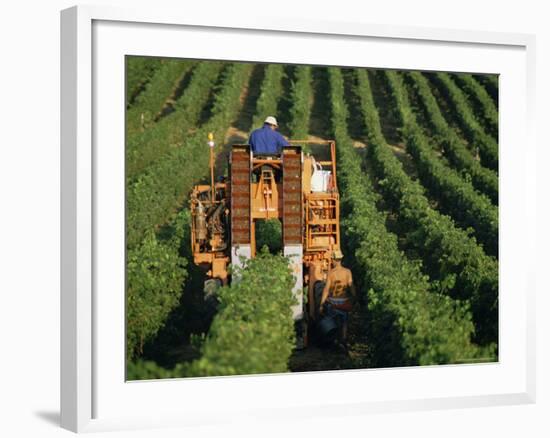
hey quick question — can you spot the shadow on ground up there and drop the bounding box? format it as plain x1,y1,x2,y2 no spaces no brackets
34,411,59,427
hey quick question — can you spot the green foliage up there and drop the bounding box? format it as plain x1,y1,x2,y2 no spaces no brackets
354,68,498,345
384,71,498,257
406,130,498,256
126,210,190,360
405,71,498,204
126,63,253,249
453,73,498,140
126,62,253,362
126,61,223,179
252,64,285,128
288,66,313,141
255,219,283,254
128,252,297,379
127,359,179,380
474,74,499,104
431,72,498,171
327,67,490,366
126,57,162,106
126,60,195,138
185,251,296,376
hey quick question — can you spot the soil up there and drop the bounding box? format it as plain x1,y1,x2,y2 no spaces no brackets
308,67,332,139
290,305,372,372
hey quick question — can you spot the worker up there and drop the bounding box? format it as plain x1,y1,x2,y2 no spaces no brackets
248,116,289,155
319,250,356,346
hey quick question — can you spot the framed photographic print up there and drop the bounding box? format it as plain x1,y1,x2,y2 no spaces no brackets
61,4,536,433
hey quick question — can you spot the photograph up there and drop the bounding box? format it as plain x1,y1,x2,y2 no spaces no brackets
124,56,499,380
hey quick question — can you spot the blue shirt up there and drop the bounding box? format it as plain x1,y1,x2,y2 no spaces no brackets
248,124,289,155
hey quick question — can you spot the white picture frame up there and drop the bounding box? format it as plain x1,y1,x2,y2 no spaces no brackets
60,4,536,433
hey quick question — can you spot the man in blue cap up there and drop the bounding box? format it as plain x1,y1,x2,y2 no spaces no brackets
248,116,289,155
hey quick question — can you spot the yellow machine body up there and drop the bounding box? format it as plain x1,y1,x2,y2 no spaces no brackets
190,140,342,325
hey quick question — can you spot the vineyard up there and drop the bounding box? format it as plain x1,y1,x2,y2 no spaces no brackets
125,56,498,379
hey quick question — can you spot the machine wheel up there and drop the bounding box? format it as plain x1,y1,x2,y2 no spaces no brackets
295,317,308,350
203,278,222,319
204,278,221,299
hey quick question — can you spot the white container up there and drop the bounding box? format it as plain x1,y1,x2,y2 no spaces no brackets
311,162,331,192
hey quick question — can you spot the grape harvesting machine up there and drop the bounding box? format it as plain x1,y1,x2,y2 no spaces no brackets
190,134,343,347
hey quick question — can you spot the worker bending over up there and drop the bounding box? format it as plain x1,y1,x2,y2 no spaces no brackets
248,116,289,155
319,250,356,345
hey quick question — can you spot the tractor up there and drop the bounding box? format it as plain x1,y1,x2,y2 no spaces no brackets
189,133,343,347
